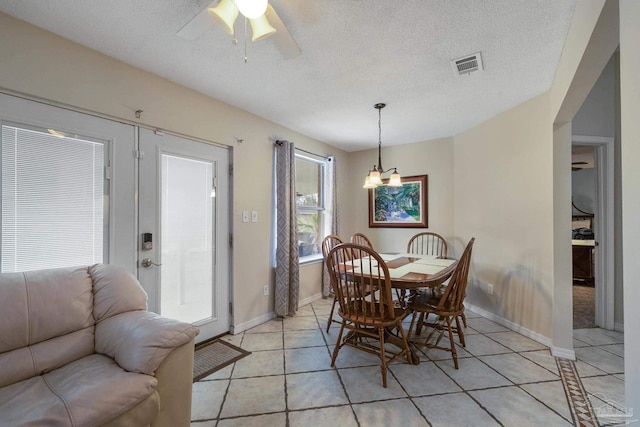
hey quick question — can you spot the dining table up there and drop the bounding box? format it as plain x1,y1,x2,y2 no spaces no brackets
379,252,457,288
337,252,459,365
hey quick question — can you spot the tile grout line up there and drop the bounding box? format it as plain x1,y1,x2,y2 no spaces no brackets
195,304,616,426
314,303,370,427
556,357,600,427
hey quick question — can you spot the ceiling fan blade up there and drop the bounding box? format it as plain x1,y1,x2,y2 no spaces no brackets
266,4,301,59
176,1,217,40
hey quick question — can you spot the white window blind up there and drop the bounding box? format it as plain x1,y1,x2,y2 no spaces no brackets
1,124,106,273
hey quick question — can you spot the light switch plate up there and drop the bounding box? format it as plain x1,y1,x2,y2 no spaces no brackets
242,211,249,223
251,211,258,222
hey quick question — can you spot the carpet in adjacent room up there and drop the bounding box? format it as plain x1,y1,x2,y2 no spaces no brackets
573,284,596,329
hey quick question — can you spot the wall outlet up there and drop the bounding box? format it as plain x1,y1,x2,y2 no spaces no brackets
263,284,269,296
251,211,258,222
487,283,494,295
242,210,249,223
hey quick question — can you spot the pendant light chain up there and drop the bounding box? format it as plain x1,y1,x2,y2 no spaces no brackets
363,102,402,188
378,106,382,152
377,105,383,171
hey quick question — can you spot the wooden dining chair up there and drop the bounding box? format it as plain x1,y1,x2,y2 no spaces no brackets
407,237,475,369
322,234,346,332
407,232,460,331
406,232,448,258
326,243,413,387
350,233,374,250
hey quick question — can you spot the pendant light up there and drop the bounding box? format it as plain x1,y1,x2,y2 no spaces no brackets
363,103,402,189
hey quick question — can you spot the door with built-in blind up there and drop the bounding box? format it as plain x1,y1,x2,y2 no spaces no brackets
137,128,230,342
0,93,136,273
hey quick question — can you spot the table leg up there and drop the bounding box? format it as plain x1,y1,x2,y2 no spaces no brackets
384,326,420,365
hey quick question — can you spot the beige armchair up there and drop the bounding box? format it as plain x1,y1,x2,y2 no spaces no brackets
0,264,199,427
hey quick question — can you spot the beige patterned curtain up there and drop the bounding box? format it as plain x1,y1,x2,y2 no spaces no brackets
275,140,299,316
322,156,338,297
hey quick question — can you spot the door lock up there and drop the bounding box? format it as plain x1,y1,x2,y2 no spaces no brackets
140,258,161,268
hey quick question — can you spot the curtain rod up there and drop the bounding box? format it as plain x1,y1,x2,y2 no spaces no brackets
275,140,332,161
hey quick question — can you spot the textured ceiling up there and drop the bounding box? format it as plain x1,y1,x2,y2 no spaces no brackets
0,0,576,152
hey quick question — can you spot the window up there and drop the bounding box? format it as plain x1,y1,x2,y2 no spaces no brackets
295,154,327,262
1,123,107,272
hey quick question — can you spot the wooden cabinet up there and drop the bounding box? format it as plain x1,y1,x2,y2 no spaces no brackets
572,242,594,285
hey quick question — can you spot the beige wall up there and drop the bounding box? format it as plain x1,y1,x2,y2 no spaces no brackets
0,13,349,329
572,53,624,328
453,94,555,339
620,0,640,413
345,137,455,254
549,0,620,351
552,122,574,354
552,0,610,122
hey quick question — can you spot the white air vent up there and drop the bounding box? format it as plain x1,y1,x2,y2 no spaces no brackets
451,52,483,76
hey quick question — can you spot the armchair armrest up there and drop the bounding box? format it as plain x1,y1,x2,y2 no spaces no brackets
95,311,199,375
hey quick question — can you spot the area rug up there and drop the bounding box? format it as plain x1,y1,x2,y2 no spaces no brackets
193,339,251,382
573,284,596,329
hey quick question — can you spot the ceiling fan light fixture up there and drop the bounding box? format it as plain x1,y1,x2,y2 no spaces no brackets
249,14,277,41
208,0,239,35
235,0,268,19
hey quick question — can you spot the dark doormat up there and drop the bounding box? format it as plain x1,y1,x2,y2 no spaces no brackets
193,339,251,382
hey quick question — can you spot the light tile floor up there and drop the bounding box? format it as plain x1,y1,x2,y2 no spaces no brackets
192,298,625,427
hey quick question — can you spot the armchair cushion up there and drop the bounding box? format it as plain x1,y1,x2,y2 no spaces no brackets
96,311,199,375
90,263,148,322
0,354,159,427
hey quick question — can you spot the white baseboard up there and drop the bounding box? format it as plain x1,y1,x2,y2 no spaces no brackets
467,304,576,359
230,293,324,335
300,293,323,306
230,311,275,335
466,303,552,348
551,346,576,360
614,322,624,332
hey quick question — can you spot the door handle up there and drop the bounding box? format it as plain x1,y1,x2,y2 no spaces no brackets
140,258,162,268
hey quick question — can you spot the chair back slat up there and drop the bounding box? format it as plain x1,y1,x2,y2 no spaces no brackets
327,243,393,322
322,235,344,260
350,233,374,250
407,232,447,258
435,238,474,311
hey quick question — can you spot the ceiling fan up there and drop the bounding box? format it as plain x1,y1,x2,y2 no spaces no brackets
176,0,301,59
572,161,588,171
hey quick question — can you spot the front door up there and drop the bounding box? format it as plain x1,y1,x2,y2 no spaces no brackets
138,128,230,342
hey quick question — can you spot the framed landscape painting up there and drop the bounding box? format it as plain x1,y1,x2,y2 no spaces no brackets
368,175,428,228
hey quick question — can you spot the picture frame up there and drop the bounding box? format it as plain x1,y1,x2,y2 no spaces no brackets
368,175,428,228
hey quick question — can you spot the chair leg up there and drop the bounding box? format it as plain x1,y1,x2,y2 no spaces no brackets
460,310,467,328
407,310,418,342
326,296,337,333
331,322,346,367
378,327,387,388
445,317,458,369
415,312,425,336
397,320,414,365
454,313,465,347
